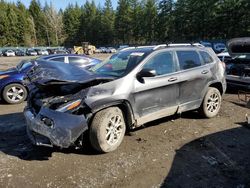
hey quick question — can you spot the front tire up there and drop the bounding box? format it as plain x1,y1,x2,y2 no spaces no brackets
89,107,126,153
199,87,222,118
2,83,27,104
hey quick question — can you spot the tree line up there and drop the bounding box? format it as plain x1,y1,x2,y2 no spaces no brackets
0,0,249,47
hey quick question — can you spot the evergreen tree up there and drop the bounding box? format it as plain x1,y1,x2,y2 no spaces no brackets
143,0,158,43
115,0,132,44
29,0,48,46
130,0,143,44
157,0,174,42
63,3,82,46
101,0,115,45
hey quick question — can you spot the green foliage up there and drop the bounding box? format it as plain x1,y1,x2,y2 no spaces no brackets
0,0,249,47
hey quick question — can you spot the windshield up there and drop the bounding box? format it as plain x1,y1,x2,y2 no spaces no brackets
91,50,150,77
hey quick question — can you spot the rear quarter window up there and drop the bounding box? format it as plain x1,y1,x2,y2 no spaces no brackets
200,51,214,64
176,50,201,70
49,57,65,62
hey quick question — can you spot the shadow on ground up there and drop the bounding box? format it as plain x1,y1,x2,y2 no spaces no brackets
0,112,97,161
161,126,250,188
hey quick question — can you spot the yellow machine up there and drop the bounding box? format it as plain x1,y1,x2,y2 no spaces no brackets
74,42,96,55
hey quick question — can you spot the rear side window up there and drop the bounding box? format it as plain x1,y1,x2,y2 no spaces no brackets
50,57,65,62
200,51,214,64
176,51,201,70
68,57,89,66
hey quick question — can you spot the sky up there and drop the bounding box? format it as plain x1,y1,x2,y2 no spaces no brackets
6,0,118,10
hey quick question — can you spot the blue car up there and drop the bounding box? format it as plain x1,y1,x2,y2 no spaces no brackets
0,55,102,104
0,60,33,104
38,54,102,69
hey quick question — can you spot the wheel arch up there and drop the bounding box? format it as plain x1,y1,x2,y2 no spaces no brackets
208,82,223,95
90,100,136,130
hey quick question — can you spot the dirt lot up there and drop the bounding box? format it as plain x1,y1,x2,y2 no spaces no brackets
0,56,250,188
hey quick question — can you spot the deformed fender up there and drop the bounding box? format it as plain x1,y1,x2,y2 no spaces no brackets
24,107,88,148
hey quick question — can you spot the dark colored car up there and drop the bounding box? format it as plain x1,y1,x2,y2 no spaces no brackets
226,37,250,90
24,44,226,153
26,49,37,56
38,54,102,69
0,60,33,104
15,49,26,56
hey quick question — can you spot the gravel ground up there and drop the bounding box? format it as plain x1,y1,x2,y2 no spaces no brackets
0,55,250,188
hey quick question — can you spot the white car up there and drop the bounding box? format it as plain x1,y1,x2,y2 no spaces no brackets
5,50,15,57
105,47,117,53
99,47,107,53
27,49,38,56
40,50,49,55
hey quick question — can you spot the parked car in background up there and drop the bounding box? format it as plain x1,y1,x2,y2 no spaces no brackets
34,49,42,55
47,49,56,55
15,49,25,56
26,49,37,56
4,50,15,57
200,41,212,48
99,47,107,53
213,43,226,53
105,47,117,53
24,44,226,153
217,49,231,63
0,50,3,56
226,37,250,90
95,48,102,53
54,49,68,54
35,49,49,56
38,54,102,69
0,60,34,104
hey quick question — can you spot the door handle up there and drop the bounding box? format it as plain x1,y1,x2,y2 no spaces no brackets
168,77,178,82
201,70,209,74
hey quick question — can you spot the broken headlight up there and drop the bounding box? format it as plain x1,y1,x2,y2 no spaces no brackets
56,99,82,113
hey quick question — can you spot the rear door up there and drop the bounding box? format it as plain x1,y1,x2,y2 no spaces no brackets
176,49,213,112
133,50,180,124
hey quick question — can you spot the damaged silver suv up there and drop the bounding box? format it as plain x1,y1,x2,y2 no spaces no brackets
24,44,226,153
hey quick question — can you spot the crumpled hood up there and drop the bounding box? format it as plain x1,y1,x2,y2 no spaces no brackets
227,37,250,58
0,68,18,75
25,60,114,86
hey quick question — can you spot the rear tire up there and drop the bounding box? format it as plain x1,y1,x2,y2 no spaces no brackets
89,107,126,153
199,87,221,118
2,83,27,104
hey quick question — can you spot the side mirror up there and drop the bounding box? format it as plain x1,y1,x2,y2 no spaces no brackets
137,68,157,79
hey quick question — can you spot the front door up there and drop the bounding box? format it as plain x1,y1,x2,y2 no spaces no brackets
132,51,180,125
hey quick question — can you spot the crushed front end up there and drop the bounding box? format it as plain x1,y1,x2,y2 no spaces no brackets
23,61,96,148
24,86,90,148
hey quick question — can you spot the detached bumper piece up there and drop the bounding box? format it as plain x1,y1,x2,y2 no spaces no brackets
24,107,88,148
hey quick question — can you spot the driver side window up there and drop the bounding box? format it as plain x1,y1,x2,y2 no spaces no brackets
143,51,175,76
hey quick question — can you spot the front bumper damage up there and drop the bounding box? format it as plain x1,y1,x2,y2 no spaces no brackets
24,107,88,148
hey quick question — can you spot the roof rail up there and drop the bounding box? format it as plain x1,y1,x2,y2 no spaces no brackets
119,45,156,52
153,44,167,50
167,43,205,47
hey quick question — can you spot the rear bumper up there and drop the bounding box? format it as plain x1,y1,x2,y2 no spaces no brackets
24,107,88,148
